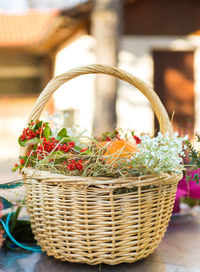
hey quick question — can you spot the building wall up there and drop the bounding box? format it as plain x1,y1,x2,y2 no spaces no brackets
0,96,37,158
54,34,200,135
0,52,53,159
119,35,200,135
124,0,200,36
54,35,96,134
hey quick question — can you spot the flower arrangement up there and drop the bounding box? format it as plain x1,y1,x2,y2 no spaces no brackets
13,119,187,179
7,65,190,264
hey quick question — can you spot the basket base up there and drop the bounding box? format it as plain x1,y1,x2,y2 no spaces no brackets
24,170,181,265
42,241,160,265
34,227,165,265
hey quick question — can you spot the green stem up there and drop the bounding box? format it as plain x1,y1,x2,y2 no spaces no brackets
11,206,21,233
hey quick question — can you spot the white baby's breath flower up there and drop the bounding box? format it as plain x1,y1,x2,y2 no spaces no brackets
130,131,186,174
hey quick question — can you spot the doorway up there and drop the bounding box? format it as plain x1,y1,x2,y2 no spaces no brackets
153,50,195,136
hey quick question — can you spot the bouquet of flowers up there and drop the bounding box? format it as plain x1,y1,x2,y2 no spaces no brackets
13,119,187,179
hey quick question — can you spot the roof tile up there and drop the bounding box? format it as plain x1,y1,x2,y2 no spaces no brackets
0,10,59,46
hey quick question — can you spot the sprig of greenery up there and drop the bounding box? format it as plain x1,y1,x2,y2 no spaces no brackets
185,139,200,168
184,134,200,185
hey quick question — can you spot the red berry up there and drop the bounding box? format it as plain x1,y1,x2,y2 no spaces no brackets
20,159,25,165
134,135,141,144
68,141,75,148
67,164,75,170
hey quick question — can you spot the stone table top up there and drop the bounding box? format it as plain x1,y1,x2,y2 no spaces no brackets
1,214,200,272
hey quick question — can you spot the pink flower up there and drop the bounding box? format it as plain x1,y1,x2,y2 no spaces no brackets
173,169,200,213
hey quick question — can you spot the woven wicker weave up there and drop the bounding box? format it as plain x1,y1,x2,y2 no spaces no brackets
21,65,182,265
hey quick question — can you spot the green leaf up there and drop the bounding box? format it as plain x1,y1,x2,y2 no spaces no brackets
12,165,23,172
18,137,27,147
43,126,51,141
0,197,14,210
81,149,92,155
11,206,21,232
58,128,67,137
193,173,200,185
57,157,67,163
74,145,82,152
56,128,68,142
12,222,35,243
25,138,41,146
2,209,36,247
34,120,43,129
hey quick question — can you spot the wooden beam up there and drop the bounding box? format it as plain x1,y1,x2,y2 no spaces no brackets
91,0,122,136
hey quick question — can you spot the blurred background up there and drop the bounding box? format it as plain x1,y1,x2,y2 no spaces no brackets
0,0,200,172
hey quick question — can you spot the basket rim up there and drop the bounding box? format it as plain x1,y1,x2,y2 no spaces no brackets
22,167,182,187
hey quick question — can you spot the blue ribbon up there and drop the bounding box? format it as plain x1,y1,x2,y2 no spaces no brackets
0,213,42,252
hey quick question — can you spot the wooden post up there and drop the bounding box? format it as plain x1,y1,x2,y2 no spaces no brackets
91,0,122,136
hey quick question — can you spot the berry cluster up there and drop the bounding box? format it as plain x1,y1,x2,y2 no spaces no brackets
67,159,83,171
14,158,30,168
20,128,38,141
19,121,45,141
14,120,85,173
36,138,75,154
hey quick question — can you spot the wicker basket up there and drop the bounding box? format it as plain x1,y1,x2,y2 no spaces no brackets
21,65,182,265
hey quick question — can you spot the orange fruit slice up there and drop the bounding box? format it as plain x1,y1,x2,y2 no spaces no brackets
104,139,137,160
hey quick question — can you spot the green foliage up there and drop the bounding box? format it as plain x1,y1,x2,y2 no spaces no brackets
1,208,37,251
79,149,92,155
74,145,83,152
56,128,70,142
100,130,119,141
0,197,14,210
186,139,200,168
185,135,200,185
32,120,42,129
14,120,188,179
186,172,200,185
181,197,200,207
18,137,26,147
25,138,41,146
43,125,51,141
11,164,23,172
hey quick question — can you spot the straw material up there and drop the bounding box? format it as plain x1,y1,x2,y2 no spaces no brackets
21,65,182,265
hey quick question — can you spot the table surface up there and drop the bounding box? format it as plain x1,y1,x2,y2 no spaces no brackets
0,214,200,272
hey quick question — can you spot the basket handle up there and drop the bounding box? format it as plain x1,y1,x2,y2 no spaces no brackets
20,64,172,156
